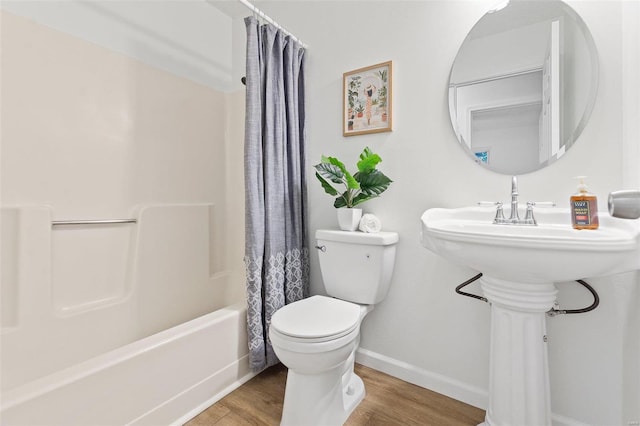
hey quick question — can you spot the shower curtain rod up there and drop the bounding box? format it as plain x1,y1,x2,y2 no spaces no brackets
235,0,308,49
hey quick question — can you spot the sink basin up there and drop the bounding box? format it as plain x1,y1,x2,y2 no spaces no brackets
421,205,639,425
421,206,640,282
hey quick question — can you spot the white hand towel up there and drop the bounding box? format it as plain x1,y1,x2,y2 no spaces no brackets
358,214,382,233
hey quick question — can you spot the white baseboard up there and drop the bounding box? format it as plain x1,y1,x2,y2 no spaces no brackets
355,347,591,426
550,413,592,426
355,347,488,409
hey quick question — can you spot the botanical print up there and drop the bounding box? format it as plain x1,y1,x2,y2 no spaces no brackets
343,61,392,136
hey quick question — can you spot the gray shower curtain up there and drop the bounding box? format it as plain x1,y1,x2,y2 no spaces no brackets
243,16,309,371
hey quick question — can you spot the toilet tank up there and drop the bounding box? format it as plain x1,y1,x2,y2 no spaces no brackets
315,229,399,304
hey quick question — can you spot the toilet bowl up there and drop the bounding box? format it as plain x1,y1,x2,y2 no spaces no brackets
269,230,398,426
270,296,371,426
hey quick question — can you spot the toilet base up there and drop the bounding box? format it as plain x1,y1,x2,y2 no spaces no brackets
280,363,365,426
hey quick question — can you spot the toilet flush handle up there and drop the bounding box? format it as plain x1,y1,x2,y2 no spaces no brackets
315,245,326,252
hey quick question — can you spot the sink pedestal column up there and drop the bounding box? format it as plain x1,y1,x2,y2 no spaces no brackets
480,276,558,426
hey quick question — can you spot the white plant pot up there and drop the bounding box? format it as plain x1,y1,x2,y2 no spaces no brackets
337,208,362,231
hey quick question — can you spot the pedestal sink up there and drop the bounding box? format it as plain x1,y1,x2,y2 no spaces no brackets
420,206,640,426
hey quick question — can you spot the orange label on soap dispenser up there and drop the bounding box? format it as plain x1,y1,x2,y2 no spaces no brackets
572,200,590,224
571,199,599,229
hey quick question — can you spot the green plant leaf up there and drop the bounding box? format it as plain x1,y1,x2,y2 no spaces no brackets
334,197,348,209
344,171,359,190
315,148,392,209
357,147,382,172
355,169,393,196
351,193,373,207
333,190,354,208
315,172,339,196
325,157,359,190
314,162,344,184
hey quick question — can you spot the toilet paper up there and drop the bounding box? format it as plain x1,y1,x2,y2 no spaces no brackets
358,214,382,233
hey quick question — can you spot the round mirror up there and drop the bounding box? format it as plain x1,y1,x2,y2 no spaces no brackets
448,0,599,175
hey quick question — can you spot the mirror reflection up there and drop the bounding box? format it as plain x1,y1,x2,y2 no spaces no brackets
448,0,599,175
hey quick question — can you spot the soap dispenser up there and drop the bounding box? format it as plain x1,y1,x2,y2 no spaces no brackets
570,176,599,229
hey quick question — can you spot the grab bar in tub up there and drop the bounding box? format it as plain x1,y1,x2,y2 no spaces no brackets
52,219,137,226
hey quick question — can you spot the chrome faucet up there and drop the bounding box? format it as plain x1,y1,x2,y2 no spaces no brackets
479,176,555,225
509,176,520,222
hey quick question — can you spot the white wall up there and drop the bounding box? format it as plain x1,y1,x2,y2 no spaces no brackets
621,2,640,422
252,1,638,424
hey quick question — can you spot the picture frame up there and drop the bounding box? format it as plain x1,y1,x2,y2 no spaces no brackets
343,61,392,137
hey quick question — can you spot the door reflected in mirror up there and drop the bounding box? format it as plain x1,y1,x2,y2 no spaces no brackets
448,0,598,175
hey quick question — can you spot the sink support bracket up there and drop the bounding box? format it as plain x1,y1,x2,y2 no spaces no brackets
546,279,599,316
455,274,600,316
455,273,487,302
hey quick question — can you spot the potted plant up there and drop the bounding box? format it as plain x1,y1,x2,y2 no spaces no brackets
314,147,393,231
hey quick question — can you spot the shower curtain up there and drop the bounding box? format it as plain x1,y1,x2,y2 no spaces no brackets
244,16,309,371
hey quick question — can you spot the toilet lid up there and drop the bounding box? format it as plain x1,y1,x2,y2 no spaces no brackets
270,295,361,340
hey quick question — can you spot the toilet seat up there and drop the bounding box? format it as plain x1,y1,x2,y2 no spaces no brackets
270,296,362,351
270,229,397,426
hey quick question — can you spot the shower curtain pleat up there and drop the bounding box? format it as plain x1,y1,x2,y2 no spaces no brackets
244,16,309,371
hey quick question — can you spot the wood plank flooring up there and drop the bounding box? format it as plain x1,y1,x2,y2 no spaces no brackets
186,363,485,425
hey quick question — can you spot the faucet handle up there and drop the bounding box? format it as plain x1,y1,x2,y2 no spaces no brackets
494,202,505,223
477,202,506,223
523,201,556,225
526,201,556,208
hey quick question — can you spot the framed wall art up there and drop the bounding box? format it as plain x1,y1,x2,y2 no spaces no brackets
343,61,392,137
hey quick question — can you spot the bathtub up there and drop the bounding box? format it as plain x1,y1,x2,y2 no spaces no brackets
1,302,254,425
1,205,253,425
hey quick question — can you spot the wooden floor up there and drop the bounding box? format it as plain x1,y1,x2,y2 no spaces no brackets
186,363,485,425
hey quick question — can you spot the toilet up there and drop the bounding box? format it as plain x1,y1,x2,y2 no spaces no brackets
269,229,399,426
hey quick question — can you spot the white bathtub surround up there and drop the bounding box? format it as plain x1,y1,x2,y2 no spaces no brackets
0,203,239,386
0,204,249,424
1,8,247,425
